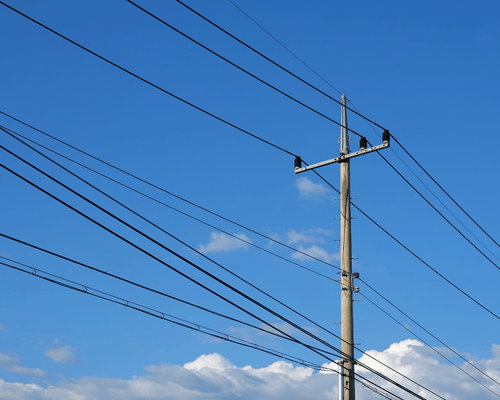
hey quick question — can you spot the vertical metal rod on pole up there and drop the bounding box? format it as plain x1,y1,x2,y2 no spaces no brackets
340,94,355,400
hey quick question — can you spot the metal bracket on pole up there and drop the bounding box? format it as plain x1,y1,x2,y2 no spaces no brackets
294,139,389,174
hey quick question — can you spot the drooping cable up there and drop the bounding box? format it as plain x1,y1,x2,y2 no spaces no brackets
227,0,342,96
0,145,445,399
392,135,500,250
0,132,442,396
172,0,385,131
0,253,339,357
360,277,500,389
311,168,500,321
125,0,363,137
0,112,339,270
367,139,500,271
1,259,410,400
0,234,435,400
0,1,296,157
2,111,498,332
350,102,500,263
359,293,499,396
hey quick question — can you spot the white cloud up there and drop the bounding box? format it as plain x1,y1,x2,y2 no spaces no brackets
296,176,330,199
2,341,500,399
0,353,47,377
45,344,77,364
292,245,339,263
198,232,251,254
285,228,332,246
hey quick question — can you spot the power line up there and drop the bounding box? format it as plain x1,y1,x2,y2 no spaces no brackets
0,253,339,356
221,0,500,266
350,102,500,264
3,124,462,396
311,169,500,321
368,140,500,271
1,259,411,400
0,112,339,269
0,1,296,157
0,134,443,399
359,294,499,396
125,0,364,137
0,234,435,400
2,111,499,334
172,0,385,131
391,135,500,250
360,277,500,391
0,123,340,276
227,0,342,97
0,148,441,400
0,260,330,368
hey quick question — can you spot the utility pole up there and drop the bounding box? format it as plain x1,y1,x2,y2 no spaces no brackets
294,95,390,400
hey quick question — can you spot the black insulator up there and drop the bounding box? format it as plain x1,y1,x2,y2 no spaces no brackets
359,137,367,150
294,156,302,169
383,129,391,143
353,272,360,279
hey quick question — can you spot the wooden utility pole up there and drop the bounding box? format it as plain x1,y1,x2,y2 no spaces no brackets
294,95,390,400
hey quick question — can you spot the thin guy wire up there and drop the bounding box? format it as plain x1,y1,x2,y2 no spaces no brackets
0,1,296,157
0,137,440,398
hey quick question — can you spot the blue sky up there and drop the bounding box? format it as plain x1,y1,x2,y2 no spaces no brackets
0,0,499,399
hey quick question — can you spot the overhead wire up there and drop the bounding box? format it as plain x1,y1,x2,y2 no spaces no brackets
367,138,500,271
124,0,364,137
0,2,496,393
3,3,495,302
1,259,409,400
226,0,342,97
349,102,500,263
391,134,500,250
171,0,384,130
2,111,499,357
0,122,341,276
359,277,500,391
218,0,500,263
0,253,338,357
311,167,500,321
0,2,494,398
0,172,434,400
0,130,443,399
0,1,296,158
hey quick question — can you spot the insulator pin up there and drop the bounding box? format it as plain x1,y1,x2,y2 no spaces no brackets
383,130,390,143
294,156,302,169
359,137,367,150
